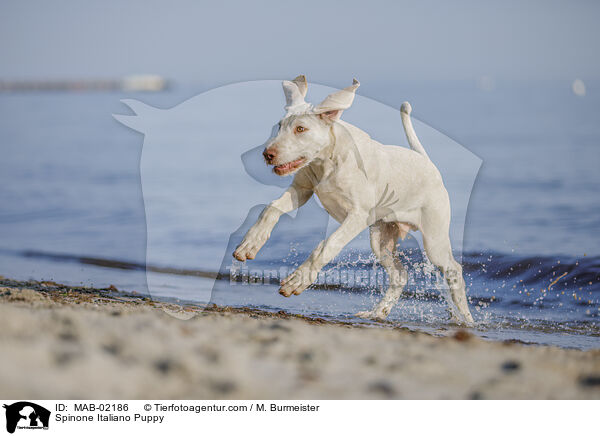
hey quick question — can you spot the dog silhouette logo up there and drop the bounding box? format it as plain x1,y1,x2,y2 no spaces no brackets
114,79,481,321
3,402,50,433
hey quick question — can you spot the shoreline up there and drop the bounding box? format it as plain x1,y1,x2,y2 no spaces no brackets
0,276,598,399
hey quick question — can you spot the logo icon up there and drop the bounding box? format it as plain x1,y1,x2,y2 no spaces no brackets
3,402,50,434
114,80,481,320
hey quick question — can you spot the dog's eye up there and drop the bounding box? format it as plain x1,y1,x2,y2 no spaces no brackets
295,126,307,133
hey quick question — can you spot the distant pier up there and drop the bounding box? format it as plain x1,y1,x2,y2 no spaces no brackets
0,74,168,92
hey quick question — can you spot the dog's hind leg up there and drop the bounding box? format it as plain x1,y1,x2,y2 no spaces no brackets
420,208,474,326
356,222,407,320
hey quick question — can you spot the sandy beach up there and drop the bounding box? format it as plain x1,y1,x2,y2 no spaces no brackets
0,277,598,400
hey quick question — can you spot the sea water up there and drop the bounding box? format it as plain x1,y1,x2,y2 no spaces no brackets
0,79,598,349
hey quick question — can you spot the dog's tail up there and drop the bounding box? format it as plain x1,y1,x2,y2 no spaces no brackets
400,102,429,159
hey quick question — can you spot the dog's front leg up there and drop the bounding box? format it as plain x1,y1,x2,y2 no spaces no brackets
279,212,368,297
233,185,312,262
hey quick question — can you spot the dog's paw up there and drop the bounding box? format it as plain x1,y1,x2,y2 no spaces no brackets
232,245,252,261
233,235,266,261
447,308,475,327
454,313,475,328
279,267,317,297
354,307,390,321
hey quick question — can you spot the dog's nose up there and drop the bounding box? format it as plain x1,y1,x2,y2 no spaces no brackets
263,147,277,163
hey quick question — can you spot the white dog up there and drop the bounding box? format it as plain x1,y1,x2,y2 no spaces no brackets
233,75,474,325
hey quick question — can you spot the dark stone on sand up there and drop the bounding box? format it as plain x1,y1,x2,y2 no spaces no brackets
102,343,121,355
58,331,77,342
364,356,377,365
578,374,600,388
368,381,396,397
211,380,236,394
268,322,291,332
298,351,314,362
154,359,174,374
54,350,78,365
501,360,521,373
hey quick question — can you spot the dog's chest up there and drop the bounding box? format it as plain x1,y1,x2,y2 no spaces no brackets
314,179,353,223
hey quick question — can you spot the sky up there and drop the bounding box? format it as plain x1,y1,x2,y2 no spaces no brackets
0,0,599,87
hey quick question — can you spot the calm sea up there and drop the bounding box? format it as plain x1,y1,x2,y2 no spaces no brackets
0,79,598,349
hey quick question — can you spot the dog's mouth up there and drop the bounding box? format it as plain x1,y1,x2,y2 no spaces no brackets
273,157,306,176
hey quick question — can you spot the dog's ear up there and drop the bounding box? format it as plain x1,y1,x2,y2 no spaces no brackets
292,75,307,97
314,78,359,122
282,75,308,111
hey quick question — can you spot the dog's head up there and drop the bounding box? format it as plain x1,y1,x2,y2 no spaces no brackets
263,75,360,176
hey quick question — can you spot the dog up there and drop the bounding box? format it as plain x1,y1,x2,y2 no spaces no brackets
233,75,474,325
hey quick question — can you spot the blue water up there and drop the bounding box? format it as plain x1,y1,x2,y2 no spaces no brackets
0,80,599,349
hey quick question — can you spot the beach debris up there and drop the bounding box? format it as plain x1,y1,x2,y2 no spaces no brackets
453,330,472,341
544,271,568,293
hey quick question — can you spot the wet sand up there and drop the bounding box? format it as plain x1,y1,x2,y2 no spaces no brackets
0,277,598,399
